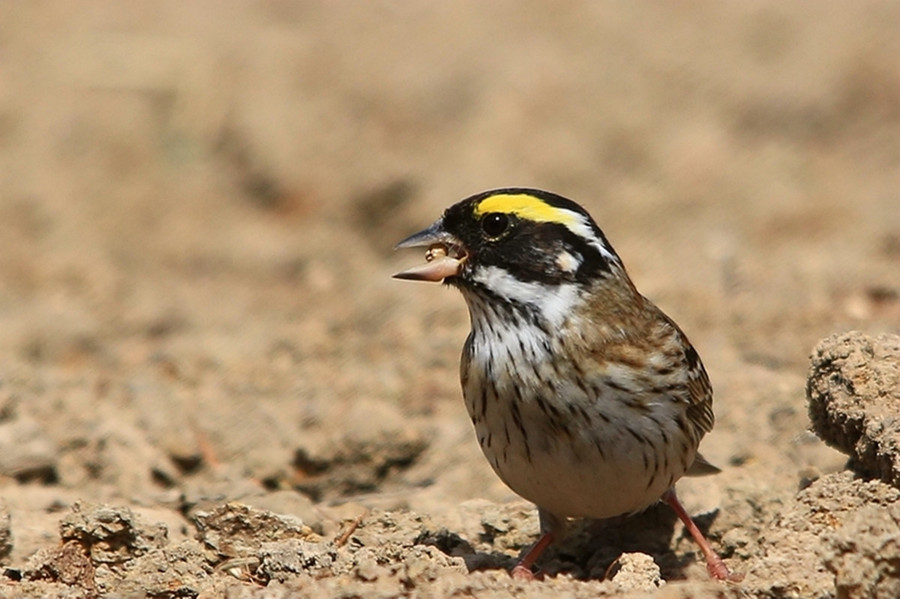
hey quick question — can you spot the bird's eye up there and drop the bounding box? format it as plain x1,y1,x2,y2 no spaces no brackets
481,213,509,238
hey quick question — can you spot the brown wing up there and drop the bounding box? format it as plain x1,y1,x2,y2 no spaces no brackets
569,275,716,443
681,339,715,435
580,292,716,437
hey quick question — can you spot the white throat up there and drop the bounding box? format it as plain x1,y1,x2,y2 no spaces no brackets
469,265,581,328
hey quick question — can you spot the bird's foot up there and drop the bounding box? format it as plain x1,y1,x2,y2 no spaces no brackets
663,488,744,583
706,555,744,582
509,531,555,581
511,565,544,581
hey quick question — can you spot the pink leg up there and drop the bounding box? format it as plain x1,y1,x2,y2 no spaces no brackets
663,489,743,582
510,532,555,580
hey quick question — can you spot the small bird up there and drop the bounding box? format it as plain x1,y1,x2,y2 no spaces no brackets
394,188,738,581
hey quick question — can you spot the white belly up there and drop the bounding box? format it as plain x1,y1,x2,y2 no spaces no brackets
471,411,695,519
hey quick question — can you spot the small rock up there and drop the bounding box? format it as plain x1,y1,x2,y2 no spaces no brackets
238,490,322,534
343,510,436,551
807,332,900,487
22,541,95,592
257,539,336,582
607,552,664,593
101,540,212,599
59,502,167,565
20,503,172,593
192,502,316,564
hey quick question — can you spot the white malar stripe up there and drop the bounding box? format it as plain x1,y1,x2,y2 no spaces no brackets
472,266,581,327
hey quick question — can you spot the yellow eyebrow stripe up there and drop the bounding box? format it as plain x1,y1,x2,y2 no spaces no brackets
473,194,579,227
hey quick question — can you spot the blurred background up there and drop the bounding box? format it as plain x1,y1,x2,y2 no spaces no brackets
0,0,897,576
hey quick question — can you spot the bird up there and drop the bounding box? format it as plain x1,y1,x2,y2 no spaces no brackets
393,188,739,581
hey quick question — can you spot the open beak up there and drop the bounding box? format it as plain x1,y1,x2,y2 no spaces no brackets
392,218,467,282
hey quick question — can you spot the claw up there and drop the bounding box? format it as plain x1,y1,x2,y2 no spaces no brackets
663,488,743,582
509,532,555,582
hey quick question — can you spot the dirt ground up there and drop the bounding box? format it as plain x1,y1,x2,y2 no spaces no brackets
1,2,899,598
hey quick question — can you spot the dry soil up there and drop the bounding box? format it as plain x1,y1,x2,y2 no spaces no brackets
0,2,899,598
